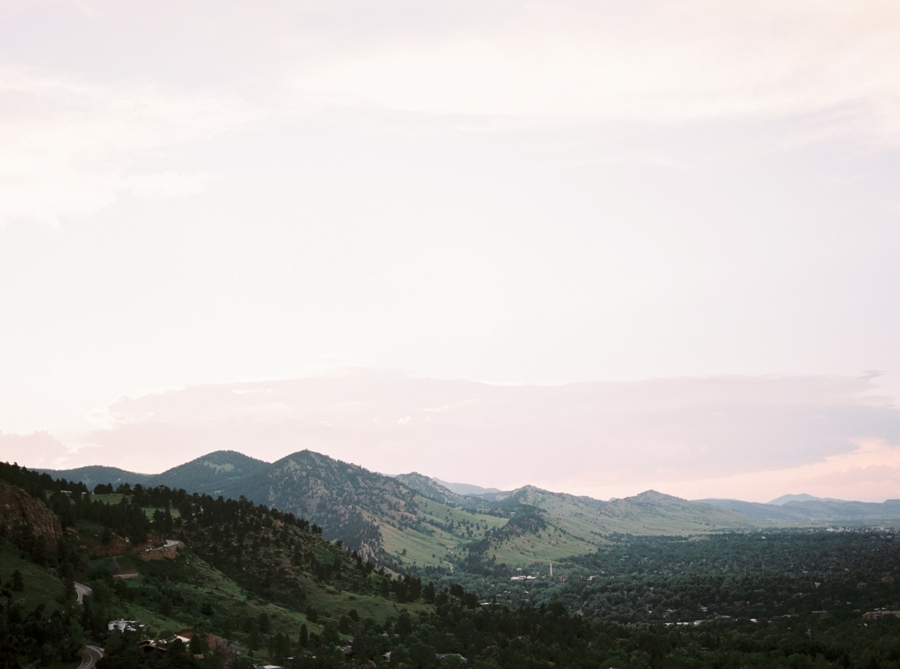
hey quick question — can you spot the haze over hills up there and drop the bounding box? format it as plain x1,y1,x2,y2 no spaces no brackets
767,493,844,505
433,478,501,497
699,497,900,523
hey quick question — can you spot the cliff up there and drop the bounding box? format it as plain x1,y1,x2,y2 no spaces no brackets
0,480,63,551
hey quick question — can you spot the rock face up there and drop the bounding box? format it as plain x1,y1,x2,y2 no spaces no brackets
138,540,183,561
0,481,63,551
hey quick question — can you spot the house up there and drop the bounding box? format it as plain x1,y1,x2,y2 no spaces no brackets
108,619,147,633
863,610,900,620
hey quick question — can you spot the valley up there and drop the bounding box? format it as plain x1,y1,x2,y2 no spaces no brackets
6,451,899,668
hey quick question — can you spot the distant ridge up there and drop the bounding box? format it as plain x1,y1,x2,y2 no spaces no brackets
696,498,806,521
433,478,501,497
38,465,152,490
699,496,900,523
42,450,270,494
767,493,843,506
393,472,467,505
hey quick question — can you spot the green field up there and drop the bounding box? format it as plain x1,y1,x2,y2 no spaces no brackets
378,495,507,569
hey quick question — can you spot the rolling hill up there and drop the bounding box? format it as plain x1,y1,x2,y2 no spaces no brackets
767,493,844,505
0,459,431,669
699,496,900,523
42,451,271,495
38,464,153,490
695,498,805,521
149,450,270,493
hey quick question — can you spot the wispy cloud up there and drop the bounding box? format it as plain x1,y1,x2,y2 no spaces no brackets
0,66,260,226
0,430,71,469
4,2,899,229
287,2,900,143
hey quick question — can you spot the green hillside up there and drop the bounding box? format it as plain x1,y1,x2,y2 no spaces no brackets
593,490,760,534
452,488,760,572
0,460,439,668
211,451,512,571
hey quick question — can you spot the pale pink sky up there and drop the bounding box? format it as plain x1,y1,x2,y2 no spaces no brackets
3,371,899,503
1,2,900,501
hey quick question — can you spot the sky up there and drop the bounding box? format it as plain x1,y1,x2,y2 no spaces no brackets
1,1,899,502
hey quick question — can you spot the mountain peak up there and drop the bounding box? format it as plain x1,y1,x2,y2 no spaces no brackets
631,489,685,503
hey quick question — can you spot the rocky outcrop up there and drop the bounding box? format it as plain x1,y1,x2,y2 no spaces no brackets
0,481,63,551
138,540,183,561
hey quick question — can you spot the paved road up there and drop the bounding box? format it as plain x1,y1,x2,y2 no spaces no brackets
78,645,104,669
74,582,92,605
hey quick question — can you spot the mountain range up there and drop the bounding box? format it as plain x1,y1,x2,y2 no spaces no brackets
41,449,900,572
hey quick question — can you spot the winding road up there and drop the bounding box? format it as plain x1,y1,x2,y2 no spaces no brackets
78,645,104,669
74,581,92,604
73,583,103,667
72,542,179,667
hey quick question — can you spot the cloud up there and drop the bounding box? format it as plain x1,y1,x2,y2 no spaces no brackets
0,430,72,469
288,1,900,144
28,372,900,500
4,1,898,230
629,439,900,503
0,65,260,226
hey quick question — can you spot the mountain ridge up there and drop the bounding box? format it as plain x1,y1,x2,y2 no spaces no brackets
42,450,761,571
767,492,844,506
46,449,900,572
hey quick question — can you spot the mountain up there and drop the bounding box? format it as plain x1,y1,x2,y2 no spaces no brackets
464,488,761,570
433,478,501,497
46,450,762,572
149,450,270,493
39,465,152,490
767,493,842,506
387,474,760,569
213,450,424,563
575,494,611,510
696,498,806,521
779,498,900,522
394,472,469,505
700,496,900,523
42,451,271,495
593,490,760,534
